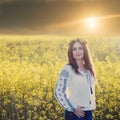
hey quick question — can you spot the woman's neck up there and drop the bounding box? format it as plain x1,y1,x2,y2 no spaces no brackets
76,59,86,71
76,59,83,67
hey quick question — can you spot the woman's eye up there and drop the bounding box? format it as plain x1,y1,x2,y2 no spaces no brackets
72,47,83,51
72,48,76,51
79,47,83,50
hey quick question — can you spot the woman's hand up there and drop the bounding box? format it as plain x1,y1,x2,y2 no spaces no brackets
73,106,85,118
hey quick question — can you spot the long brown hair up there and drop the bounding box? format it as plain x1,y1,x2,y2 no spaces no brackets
68,38,96,79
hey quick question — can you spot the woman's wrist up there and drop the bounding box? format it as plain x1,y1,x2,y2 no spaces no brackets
72,108,76,113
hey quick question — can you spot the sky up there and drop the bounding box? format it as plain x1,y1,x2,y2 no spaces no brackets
0,0,120,35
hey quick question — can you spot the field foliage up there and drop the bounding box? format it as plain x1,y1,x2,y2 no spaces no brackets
0,35,120,120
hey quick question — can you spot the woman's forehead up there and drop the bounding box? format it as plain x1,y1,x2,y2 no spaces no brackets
73,42,82,47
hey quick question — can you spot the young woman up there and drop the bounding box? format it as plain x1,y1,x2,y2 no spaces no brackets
54,38,96,120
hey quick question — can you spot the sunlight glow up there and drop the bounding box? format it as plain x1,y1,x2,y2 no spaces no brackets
87,17,97,29
51,14,120,34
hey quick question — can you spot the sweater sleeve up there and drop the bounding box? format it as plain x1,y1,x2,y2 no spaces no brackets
54,65,75,111
85,70,96,94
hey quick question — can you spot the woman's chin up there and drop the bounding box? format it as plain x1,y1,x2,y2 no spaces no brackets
75,57,83,61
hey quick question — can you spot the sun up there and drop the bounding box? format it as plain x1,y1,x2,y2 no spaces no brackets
87,17,97,29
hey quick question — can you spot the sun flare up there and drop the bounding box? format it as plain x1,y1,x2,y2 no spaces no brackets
87,17,97,29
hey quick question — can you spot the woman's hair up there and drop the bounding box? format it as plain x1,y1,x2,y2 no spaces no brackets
68,38,96,79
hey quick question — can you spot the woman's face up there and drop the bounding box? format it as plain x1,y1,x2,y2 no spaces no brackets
72,42,84,61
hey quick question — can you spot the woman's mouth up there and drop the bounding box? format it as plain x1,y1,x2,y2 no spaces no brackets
76,54,81,56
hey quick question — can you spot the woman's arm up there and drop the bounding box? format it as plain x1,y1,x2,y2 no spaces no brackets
54,68,75,112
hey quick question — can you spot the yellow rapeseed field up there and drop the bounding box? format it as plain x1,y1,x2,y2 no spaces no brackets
0,35,120,120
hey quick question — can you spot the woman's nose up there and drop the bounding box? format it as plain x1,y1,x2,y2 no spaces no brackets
76,49,80,53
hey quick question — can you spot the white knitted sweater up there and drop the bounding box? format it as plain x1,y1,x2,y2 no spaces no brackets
54,64,96,112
